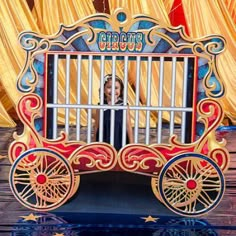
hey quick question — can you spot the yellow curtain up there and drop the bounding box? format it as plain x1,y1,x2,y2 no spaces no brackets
224,0,236,24
0,0,39,127
163,0,175,14
0,101,15,127
179,0,236,124
109,0,170,21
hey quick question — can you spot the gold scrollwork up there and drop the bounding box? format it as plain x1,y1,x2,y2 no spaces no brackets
8,94,44,164
69,143,118,172
118,144,166,173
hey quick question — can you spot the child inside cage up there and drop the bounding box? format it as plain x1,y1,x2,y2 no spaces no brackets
93,74,133,151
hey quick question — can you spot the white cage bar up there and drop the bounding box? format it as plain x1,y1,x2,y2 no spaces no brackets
122,55,129,146
76,54,82,140
87,55,93,143
65,54,71,135
134,56,141,143
170,57,177,136
52,54,59,139
145,56,152,145
110,56,116,146
99,55,105,142
157,56,164,144
181,57,189,143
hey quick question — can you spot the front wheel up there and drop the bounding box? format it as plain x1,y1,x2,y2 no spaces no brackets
9,148,74,211
158,153,225,217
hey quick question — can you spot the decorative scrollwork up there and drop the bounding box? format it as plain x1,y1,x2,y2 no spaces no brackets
17,8,226,98
204,36,225,55
8,94,43,163
19,32,44,51
69,143,117,172
196,98,224,151
118,144,166,173
208,147,230,173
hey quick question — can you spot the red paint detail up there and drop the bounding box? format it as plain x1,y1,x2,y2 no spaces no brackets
36,174,47,184
186,179,197,190
200,160,207,167
169,0,190,36
28,154,36,162
202,142,209,155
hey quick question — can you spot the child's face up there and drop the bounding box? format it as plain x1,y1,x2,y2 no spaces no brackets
104,80,121,101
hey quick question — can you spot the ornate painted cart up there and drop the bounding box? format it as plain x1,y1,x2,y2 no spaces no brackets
8,9,230,217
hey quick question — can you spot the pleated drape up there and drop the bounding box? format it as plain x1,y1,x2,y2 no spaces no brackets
180,0,236,124
0,0,39,127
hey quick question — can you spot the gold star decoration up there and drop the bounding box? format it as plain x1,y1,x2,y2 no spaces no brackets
20,213,41,222
141,215,159,222
54,233,64,236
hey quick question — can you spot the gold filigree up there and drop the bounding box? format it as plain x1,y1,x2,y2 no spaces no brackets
8,94,44,164
118,144,166,173
17,8,226,97
195,99,224,151
69,143,117,172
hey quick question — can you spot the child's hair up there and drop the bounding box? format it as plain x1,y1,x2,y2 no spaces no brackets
103,74,124,100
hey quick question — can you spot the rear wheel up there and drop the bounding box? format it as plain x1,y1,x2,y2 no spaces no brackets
158,153,225,217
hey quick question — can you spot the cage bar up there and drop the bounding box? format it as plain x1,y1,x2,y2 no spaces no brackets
110,56,116,146
145,56,152,144
65,54,70,136
134,56,141,143
76,55,82,140
99,55,105,142
181,57,189,143
157,56,164,143
170,57,177,136
122,55,129,146
87,55,93,143
52,54,59,139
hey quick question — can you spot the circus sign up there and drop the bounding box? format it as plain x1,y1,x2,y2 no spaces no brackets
98,31,144,52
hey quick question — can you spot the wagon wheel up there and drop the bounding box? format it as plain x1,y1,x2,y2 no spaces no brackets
9,148,74,211
158,153,225,217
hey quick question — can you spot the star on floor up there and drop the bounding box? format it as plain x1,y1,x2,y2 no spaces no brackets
141,215,159,222
20,213,41,222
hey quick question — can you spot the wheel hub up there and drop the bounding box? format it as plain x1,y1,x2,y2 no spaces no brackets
36,174,47,184
186,179,197,190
